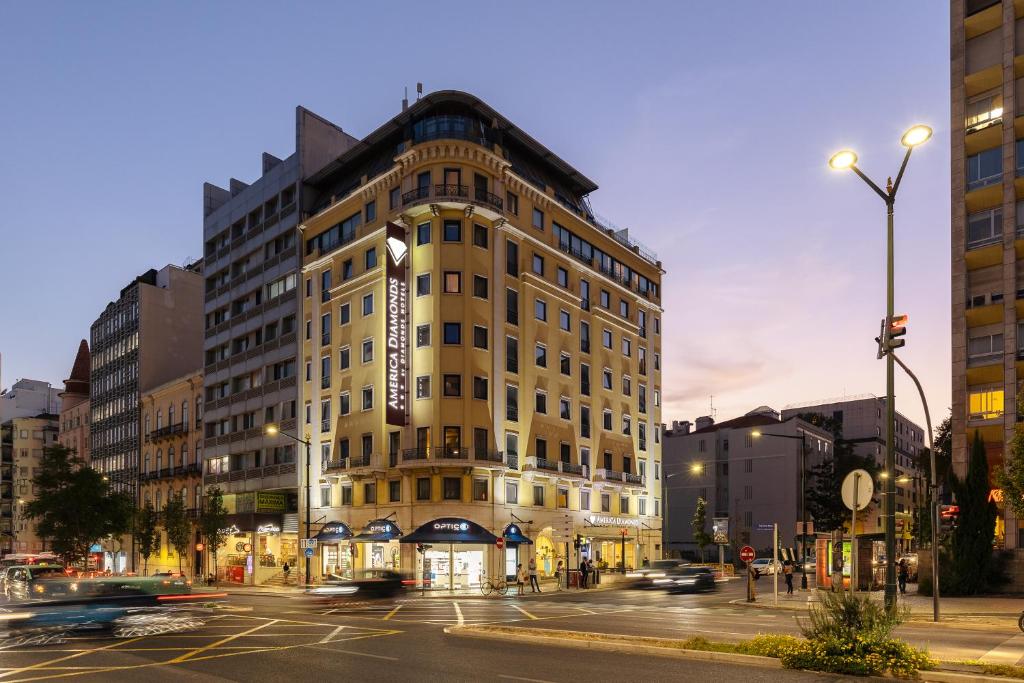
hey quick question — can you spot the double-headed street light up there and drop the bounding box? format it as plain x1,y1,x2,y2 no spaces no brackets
264,423,312,588
828,124,932,611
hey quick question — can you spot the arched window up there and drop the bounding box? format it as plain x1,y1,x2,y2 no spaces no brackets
155,489,162,511
194,485,202,510
196,441,202,466
143,490,151,506
196,397,203,422
156,449,163,472
143,452,150,475
156,409,163,430
182,401,189,429
144,414,151,436
168,404,175,426
181,442,188,467
180,486,188,505
168,446,175,469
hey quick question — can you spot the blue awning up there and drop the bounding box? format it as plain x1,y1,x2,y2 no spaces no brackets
503,523,533,545
352,519,403,542
314,521,353,543
400,518,499,544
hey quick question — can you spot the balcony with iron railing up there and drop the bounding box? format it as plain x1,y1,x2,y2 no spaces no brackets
395,447,513,470
150,423,187,443
401,183,503,214
525,457,587,479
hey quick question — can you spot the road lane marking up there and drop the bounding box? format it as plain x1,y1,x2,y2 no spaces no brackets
498,675,556,683
572,606,597,615
304,644,398,661
512,606,538,620
169,619,278,663
453,602,464,626
980,633,1024,665
318,625,347,644
383,604,403,620
0,636,144,680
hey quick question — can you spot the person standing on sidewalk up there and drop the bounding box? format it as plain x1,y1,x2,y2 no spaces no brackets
515,563,526,596
783,560,794,595
579,558,590,588
554,560,564,591
528,557,541,592
282,562,290,584
898,559,909,595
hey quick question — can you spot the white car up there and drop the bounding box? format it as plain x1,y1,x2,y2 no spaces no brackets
749,558,780,577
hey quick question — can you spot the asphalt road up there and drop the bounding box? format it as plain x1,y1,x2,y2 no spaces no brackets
0,580,1017,681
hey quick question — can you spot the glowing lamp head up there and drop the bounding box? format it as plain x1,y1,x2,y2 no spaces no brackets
751,430,762,438
690,463,703,475
828,150,858,170
264,424,279,436
900,125,932,148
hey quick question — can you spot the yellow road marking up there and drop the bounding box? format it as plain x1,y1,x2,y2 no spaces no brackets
512,606,538,620
383,605,403,620
0,637,143,680
169,619,278,663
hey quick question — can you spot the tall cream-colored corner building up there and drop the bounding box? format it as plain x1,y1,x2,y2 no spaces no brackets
952,0,1024,555
297,91,664,588
139,370,204,575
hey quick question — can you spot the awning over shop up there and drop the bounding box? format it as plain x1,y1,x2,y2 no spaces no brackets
314,521,353,543
400,518,499,544
352,519,403,542
502,523,533,545
221,512,283,533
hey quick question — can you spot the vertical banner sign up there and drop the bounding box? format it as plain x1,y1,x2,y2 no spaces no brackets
385,222,409,426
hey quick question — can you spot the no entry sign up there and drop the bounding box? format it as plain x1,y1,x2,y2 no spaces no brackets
739,545,756,563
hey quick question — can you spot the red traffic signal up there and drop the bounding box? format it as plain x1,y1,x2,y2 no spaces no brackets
888,314,908,348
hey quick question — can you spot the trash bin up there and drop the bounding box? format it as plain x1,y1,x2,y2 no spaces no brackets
567,569,580,588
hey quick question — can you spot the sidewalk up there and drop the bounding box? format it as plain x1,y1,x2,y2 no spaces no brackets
731,584,1022,620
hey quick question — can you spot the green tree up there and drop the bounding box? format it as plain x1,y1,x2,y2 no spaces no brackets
798,413,879,532
691,497,712,562
998,396,1024,522
944,432,998,595
25,445,134,568
197,486,228,583
135,502,158,575
163,492,192,575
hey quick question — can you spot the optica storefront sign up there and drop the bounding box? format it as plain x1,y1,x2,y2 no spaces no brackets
385,221,409,427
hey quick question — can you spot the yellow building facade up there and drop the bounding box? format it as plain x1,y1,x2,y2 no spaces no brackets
139,370,204,575
3,415,59,554
298,92,664,588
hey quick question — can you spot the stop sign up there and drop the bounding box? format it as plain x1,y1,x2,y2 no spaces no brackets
495,537,505,550
739,545,756,563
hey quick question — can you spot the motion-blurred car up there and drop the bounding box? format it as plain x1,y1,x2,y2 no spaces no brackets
4,565,71,601
668,566,717,593
308,569,408,601
749,559,780,577
625,560,690,589
0,567,12,599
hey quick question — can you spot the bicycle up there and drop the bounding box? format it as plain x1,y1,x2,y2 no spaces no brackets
479,572,508,596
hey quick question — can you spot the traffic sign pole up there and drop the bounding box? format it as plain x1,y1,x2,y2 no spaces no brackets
773,523,779,606
739,545,756,602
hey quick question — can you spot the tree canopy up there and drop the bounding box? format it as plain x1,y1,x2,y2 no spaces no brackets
943,431,999,595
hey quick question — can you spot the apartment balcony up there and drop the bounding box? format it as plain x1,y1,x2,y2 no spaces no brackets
323,453,384,478
393,447,514,471
204,461,298,491
401,183,503,217
594,469,645,490
524,457,588,481
149,423,187,443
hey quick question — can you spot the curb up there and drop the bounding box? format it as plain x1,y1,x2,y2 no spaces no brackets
727,598,1019,627
443,624,782,669
921,672,1018,683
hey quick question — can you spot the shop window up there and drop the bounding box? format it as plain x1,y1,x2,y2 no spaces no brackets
443,477,462,500
389,480,401,503
416,477,431,501
364,482,377,504
473,478,488,502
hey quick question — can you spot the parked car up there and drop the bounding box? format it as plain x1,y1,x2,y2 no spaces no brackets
669,566,717,593
4,565,71,601
625,560,690,589
749,559,780,577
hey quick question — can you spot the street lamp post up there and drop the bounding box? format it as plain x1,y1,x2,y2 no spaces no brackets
265,424,312,588
752,430,809,590
828,124,931,610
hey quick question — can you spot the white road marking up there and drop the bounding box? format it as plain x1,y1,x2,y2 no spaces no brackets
453,602,465,626
979,632,1024,665
498,675,557,683
304,644,398,661
318,625,348,644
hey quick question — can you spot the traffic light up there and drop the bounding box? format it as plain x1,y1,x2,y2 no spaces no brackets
876,314,909,358
573,534,582,550
939,505,959,535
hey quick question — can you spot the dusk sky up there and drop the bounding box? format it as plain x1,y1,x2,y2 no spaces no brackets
0,2,949,432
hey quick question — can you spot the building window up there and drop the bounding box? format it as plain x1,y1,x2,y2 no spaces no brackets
365,247,377,269
534,485,545,506
362,339,373,363
601,493,610,512
506,288,518,325
473,325,488,350
416,323,431,348
341,484,352,505
507,240,519,276
619,300,629,318
362,386,373,410
443,322,462,345
473,223,488,248
968,387,1004,420
600,290,610,308
320,484,332,507
416,273,431,296
532,254,544,276
967,207,1002,248
416,376,431,399
620,495,629,514
506,385,519,421
581,489,591,510
535,299,547,322
443,220,462,242
473,478,488,502
364,482,377,504
416,477,430,500
506,480,519,504
557,487,569,508
535,343,547,368
473,376,488,400
362,293,374,316
339,302,350,325
602,409,612,431
507,192,519,215
389,480,401,503
622,337,631,356
443,477,461,500
559,397,571,420
559,309,571,332
339,346,351,370
535,390,548,414
532,208,544,230
967,147,1002,190
443,374,462,397
417,222,431,245
506,336,519,373
473,274,488,299
343,259,352,280
389,187,400,210
340,392,350,415
444,271,463,294
560,352,571,376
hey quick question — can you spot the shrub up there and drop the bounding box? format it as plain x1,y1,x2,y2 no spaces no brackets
740,634,804,658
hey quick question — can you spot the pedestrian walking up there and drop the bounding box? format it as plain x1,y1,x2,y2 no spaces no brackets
282,562,291,583
783,560,794,595
515,563,527,596
579,558,590,589
528,557,541,592
898,559,909,595
554,560,564,590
